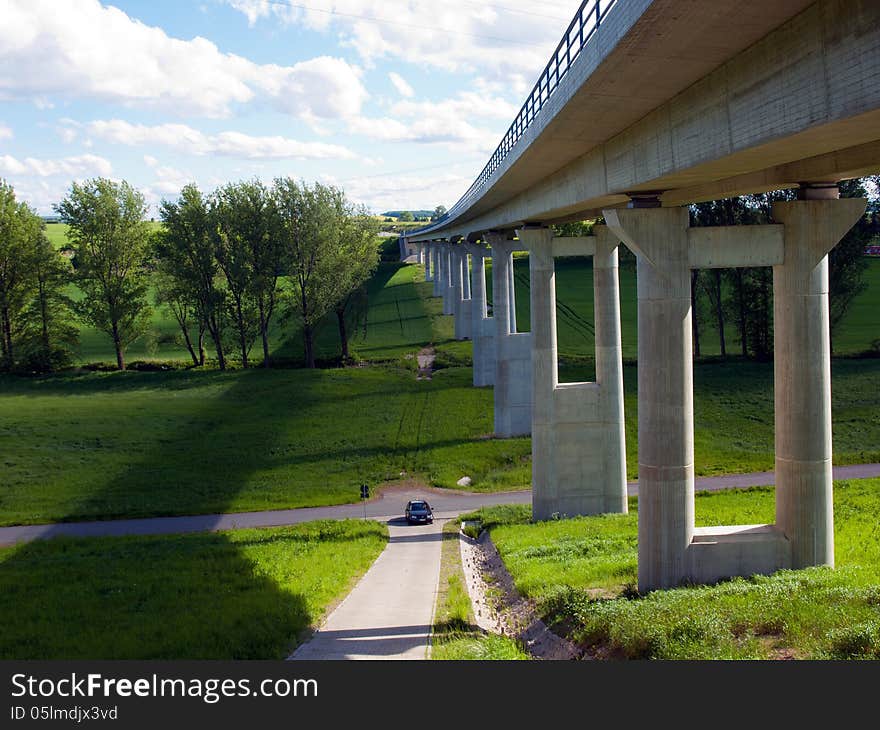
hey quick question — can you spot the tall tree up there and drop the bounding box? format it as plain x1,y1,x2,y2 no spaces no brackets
209,181,278,368
158,184,228,370
0,181,34,369
56,178,152,371
332,206,380,360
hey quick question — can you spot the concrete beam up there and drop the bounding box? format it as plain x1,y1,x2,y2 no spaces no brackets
687,225,784,269
553,236,596,258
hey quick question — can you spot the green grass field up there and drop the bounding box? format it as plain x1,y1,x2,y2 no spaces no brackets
0,519,387,659
463,477,880,659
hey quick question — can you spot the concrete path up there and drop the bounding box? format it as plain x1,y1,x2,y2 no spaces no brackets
1,464,878,547
290,518,446,660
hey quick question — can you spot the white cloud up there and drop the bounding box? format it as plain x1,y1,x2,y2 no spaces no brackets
0,153,112,178
0,124,12,140
330,170,473,213
0,0,368,120
347,91,518,155
82,119,358,160
223,0,569,88
388,72,414,98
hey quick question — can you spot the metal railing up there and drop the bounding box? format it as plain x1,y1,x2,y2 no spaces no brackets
412,0,619,235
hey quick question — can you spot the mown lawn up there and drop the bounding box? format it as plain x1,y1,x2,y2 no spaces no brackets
464,477,880,659
0,519,387,659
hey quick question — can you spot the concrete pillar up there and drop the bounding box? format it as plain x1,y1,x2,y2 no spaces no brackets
443,244,455,316
508,256,518,333
462,253,472,300
468,245,495,387
423,244,432,280
605,207,694,591
520,226,628,520
432,244,443,297
453,247,472,341
771,194,866,570
594,225,629,514
488,233,531,437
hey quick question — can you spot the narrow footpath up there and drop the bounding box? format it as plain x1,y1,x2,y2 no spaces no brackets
290,518,446,660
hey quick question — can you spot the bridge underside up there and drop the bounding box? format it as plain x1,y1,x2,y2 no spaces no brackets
404,0,879,592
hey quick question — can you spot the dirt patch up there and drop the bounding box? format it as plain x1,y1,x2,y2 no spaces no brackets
458,528,580,660
416,346,435,380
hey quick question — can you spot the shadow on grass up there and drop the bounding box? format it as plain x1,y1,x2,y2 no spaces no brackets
0,261,463,658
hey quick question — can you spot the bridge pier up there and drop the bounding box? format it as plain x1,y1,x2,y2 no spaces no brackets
487,233,531,437
442,244,455,316
453,247,472,340
467,243,495,387
518,227,627,521
432,243,443,298
424,242,433,282
606,191,865,592
771,192,866,570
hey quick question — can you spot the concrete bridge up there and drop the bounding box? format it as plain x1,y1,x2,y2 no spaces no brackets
401,0,880,592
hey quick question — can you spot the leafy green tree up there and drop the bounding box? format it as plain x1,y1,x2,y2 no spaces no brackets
209,180,281,368
0,181,34,369
56,178,152,371
333,206,380,359
158,184,228,369
432,205,447,221
398,210,414,222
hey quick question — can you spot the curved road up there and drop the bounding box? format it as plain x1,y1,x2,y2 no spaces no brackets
2,463,878,547
3,465,878,661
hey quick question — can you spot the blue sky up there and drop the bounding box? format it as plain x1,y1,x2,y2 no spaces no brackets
0,0,578,215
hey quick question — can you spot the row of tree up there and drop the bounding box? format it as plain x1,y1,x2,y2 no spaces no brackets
0,176,379,373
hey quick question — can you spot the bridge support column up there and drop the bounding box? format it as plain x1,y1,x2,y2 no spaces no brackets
432,244,443,297
443,244,455,316
519,227,627,520
606,207,695,591
467,244,495,387
771,192,866,569
424,243,433,282
488,233,531,437
452,247,472,340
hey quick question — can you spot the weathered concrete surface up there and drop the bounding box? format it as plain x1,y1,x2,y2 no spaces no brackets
406,0,880,241
489,235,531,437
521,227,627,520
771,195,866,569
606,207,695,592
290,518,444,660
453,248,472,340
468,245,495,387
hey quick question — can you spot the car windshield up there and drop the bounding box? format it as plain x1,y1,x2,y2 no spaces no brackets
409,502,428,510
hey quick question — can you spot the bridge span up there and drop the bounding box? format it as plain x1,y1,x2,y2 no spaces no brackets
402,0,879,592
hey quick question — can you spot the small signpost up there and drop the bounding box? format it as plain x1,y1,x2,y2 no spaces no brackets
360,484,369,520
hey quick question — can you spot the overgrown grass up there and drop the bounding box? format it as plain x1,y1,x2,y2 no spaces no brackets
464,478,880,659
431,520,529,661
0,519,387,659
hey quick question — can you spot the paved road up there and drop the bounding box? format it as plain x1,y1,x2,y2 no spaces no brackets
1,463,879,547
290,518,446,660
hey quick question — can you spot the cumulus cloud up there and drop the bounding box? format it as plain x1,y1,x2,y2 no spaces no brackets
223,0,569,90
347,91,519,155
0,0,368,120
0,124,12,140
328,169,474,213
78,119,358,160
388,72,414,98
0,153,112,178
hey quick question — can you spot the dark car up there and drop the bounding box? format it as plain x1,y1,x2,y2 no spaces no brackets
405,500,433,525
